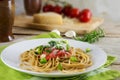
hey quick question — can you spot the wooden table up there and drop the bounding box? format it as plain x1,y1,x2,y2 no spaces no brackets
0,21,120,79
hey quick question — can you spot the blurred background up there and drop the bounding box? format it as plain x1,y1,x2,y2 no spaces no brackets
15,0,120,22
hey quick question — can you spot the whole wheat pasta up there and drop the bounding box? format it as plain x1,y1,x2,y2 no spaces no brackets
20,40,92,73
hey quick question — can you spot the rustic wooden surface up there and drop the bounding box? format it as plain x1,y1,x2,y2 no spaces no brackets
14,15,104,34
0,21,120,79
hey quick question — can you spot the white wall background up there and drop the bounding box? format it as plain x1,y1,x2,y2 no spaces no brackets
15,0,120,22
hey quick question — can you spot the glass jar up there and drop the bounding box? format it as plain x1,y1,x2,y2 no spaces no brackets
24,0,42,16
0,0,15,42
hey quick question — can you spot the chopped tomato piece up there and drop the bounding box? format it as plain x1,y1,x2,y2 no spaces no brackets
46,52,56,60
56,50,65,57
65,52,71,57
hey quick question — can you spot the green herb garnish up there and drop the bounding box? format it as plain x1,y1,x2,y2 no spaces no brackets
43,45,50,49
56,45,64,50
66,44,70,51
40,58,47,64
48,40,58,47
85,48,91,53
35,45,44,54
48,40,70,51
74,28,105,43
60,40,70,51
57,63,63,70
45,49,52,53
70,56,78,62
60,40,68,44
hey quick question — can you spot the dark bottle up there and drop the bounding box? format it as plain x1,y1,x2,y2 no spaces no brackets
24,0,42,16
0,0,15,42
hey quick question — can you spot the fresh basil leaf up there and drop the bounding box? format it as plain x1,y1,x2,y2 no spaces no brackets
48,40,58,47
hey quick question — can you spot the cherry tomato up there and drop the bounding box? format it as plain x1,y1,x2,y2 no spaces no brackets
62,5,72,16
78,9,92,22
53,5,62,14
43,4,54,12
69,8,80,18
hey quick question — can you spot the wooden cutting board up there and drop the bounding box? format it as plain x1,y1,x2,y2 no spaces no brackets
14,15,104,34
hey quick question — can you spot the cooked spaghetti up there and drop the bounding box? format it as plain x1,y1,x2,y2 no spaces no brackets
20,40,92,73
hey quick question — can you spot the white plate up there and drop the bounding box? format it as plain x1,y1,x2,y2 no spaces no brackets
0,38,107,77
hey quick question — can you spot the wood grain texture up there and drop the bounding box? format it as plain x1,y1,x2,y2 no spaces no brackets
14,15,104,34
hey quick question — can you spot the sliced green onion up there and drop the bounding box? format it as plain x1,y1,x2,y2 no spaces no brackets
40,58,47,64
70,56,77,62
85,48,91,53
57,63,63,71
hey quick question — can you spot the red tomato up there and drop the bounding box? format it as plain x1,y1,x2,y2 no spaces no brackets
78,9,92,22
43,4,54,12
46,53,56,60
52,49,59,54
46,55,50,60
62,5,72,16
45,49,59,60
69,8,80,18
52,48,56,51
53,5,62,14
65,52,71,57
69,48,73,54
56,50,65,57
43,51,48,54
